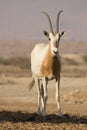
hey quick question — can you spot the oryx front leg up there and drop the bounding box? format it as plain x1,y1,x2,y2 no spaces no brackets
40,82,44,110
55,77,62,117
36,78,41,115
42,77,48,117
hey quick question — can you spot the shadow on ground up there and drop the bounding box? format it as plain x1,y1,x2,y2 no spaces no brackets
0,110,87,125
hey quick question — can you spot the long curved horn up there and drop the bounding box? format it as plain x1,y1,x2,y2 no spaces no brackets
56,10,63,33
42,12,53,33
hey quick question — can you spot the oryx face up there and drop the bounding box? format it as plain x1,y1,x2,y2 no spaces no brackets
44,31,64,56
49,33,59,55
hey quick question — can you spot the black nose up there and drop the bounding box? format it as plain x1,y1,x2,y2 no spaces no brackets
53,50,58,54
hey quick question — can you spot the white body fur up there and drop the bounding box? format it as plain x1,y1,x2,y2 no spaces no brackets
31,43,47,77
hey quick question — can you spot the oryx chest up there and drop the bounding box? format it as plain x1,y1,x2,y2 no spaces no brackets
40,48,61,78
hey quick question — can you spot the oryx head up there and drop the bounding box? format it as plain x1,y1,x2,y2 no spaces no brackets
42,11,64,56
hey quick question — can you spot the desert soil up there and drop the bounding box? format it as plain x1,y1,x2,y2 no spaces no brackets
0,75,87,130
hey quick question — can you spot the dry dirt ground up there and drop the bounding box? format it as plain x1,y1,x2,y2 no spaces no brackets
0,55,87,130
0,77,87,130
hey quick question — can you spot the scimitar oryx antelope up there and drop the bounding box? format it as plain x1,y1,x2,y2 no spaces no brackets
29,10,65,117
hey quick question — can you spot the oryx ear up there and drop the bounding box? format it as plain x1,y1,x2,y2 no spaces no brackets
60,31,65,37
43,30,49,37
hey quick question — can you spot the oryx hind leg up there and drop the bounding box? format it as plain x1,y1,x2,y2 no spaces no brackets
35,78,41,115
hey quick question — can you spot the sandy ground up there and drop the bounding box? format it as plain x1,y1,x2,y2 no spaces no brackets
0,75,87,130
